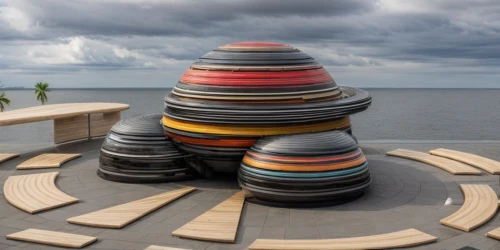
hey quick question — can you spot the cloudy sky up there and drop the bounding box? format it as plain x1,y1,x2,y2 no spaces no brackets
1,0,499,88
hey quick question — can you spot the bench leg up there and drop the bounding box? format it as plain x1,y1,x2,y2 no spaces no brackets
54,115,89,144
89,112,121,138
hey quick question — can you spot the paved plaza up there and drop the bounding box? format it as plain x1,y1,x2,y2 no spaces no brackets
1,139,500,249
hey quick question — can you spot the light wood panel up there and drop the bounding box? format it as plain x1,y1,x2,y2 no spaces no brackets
248,228,437,250
387,149,481,175
440,184,498,232
7,229,97,248
54,115,89,144
90,111,121,137
0,103,129,126
145,245,189,250
487,227,500,240
67,187,195,229
0,153,19,164
17,153,81,169
4,172,79,213
172,191,245,243
430,148,500,174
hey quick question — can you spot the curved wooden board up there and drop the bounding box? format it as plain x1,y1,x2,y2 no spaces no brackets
430,148,500,174
248,228,437,250
0,153,19,164
4,172,78,213
387,149,481,175
172,191,245,243
67,187,195,229
17,153,81,169
487,227,500,240
440,184,498,232
0,103,129,126
7,229,96,248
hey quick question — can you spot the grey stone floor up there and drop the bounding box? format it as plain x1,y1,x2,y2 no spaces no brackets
1,139,500,249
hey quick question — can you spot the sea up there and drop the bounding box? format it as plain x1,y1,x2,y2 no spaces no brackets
1,88,499,143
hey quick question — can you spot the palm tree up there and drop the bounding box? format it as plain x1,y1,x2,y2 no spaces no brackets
0,92,10,112
35,82,49,105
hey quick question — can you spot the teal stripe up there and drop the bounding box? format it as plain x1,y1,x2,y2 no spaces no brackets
241,162,368,178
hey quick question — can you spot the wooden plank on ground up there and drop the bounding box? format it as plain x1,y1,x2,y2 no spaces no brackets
248,228,437,250
387,149,481,175
7,229,96,248
17,153,81,169
0,153,19,164
487,227,500,240
4,172,79,213
440,184,498,232
172,191,245,243
67,187,195,229
430,148,500,174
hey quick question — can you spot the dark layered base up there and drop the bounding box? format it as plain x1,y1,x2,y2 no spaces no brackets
174,142,246,174
238,164,371,207
98,114,197,183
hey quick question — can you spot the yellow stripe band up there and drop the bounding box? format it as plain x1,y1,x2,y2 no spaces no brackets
163,116,350,136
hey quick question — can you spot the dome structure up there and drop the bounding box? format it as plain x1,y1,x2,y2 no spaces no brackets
238,130,371,206
98,114,196,182
163,41,371,175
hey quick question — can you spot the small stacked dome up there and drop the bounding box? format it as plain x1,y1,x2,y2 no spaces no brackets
98,114,196,183
238,130,371,206
163,42,371,175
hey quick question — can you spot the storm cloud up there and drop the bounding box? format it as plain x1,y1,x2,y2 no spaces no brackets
1,0,499,88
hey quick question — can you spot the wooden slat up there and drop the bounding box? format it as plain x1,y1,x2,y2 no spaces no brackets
145,245,190,250
387,149,481,175
0,103,129,126
4,172,78,213
430,148,500,174
67,187,195,229
89,111,121,137
440,184,498,232
248,228,437,250
0,153,19,164
7,229,96,248
486,227,500,240
172,191,245,243
17,153,81,170
54,115,89,144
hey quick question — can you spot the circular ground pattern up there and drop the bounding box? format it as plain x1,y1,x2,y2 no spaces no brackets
1,139,500,249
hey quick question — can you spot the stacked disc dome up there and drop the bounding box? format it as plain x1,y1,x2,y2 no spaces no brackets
163,41,371,174
98,114,195,183
238,130,371,206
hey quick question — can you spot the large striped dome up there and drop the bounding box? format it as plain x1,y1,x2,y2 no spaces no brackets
163,41,371,174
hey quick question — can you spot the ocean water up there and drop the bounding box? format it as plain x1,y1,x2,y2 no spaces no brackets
0,88,499,143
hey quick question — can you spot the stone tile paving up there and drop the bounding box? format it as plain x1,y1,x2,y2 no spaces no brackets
0,139,500,249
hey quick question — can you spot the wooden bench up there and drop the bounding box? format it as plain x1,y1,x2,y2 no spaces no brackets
4,172,78,213
430,148,500,174
7,229,97,248
0,153,19,164
0,103,129,144
172,191,245,243
248,228,437,249
440,184,498,232
387,149,481,175
67,187,195,229
17,153,81,170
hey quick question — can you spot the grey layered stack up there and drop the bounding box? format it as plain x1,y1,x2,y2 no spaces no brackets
98,114,196,182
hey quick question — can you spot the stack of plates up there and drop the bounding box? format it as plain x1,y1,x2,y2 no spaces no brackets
238,130,371,206
98,114,196,183
163,41,371,174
